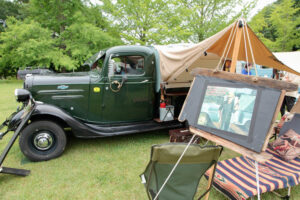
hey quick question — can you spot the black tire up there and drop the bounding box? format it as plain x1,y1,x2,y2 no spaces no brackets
19,120,67,162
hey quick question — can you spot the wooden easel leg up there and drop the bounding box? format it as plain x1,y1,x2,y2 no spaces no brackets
205,164,215,200
255,160,261,200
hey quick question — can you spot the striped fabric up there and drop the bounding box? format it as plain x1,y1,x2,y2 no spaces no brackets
206,148,300,200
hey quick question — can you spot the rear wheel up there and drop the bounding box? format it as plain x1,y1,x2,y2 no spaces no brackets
19,120,67,161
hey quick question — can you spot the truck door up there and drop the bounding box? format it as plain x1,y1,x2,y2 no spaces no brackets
101,54,154,123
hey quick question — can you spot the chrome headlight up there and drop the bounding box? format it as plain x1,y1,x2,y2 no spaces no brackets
15,89,31,102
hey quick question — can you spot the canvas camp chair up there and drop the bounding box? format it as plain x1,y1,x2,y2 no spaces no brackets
140,143,223,200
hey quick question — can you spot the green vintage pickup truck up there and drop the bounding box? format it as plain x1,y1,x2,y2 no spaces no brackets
2,45,193,161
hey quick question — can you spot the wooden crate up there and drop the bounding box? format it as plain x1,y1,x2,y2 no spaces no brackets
169,128,201,144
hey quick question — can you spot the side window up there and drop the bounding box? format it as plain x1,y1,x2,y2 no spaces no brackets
91,56,104,72
111,55,145,76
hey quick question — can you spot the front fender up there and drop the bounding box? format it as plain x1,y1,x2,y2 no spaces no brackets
32,103,77,125
31,103,90,136
7,103,81,133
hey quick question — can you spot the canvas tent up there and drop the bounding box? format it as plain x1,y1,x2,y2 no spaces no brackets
155,19,300,88
273,52,300,73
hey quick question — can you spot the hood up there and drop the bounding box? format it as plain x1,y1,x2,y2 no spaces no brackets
23,71,94,120
24,72,92,90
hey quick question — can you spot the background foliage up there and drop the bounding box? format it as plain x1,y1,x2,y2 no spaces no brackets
250,0,300,52
0,18,75,76
0,0,299,78
101,0,256,44
0,0,122,77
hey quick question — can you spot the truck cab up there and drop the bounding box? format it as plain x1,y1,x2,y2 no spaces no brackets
88,46,156,123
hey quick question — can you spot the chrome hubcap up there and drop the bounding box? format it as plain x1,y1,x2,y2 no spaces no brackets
33,132,53,151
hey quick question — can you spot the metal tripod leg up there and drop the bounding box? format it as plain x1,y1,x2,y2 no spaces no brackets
0,108,34,176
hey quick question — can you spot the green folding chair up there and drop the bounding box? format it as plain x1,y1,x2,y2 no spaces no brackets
141,143,223,200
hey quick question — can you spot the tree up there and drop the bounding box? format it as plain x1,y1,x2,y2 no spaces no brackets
250,0,300,51
23,0,85,34
0,18,74,78
60,15,122,66
101,0,192,45
101,0,256,44
176,0,257,42
0,0,24,32
0,0,22,20
269,0,300,51
0,1,123,77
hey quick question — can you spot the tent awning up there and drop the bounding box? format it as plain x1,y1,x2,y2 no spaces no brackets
273,52,300,73
155,20,300,87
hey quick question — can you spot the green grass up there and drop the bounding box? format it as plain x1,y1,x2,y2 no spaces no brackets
0,80,298,199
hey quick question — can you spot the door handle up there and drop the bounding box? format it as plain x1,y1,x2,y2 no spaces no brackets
140,80,149,83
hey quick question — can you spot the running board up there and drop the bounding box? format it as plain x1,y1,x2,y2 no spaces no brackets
73,120,183,138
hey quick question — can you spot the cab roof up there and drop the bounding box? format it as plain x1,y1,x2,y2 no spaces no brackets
106,45,156,55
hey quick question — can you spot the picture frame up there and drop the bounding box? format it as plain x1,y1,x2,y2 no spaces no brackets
179,75,282,153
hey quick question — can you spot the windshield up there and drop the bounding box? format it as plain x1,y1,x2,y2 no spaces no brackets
83,50,106,67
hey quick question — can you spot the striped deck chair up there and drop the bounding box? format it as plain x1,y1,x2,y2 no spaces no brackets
205,147,300,200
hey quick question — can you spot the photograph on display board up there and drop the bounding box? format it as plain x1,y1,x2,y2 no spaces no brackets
198,86,257,136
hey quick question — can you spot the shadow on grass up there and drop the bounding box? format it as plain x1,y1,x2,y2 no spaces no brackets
0,173,23,183
64,130,170,155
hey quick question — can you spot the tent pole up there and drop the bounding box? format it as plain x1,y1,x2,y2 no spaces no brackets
230,20,243,73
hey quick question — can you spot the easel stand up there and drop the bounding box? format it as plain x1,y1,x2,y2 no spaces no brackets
189,127,273,162
0,107,34,176
255,160,261,200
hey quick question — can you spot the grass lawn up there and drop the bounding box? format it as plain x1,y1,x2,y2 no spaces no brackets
0,80,298,200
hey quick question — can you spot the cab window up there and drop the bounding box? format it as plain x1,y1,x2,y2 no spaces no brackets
111,55,145,76
91,56,105,72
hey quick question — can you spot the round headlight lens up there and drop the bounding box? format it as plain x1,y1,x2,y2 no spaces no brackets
15,89,31,102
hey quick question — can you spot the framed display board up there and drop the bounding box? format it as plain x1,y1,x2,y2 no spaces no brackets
179,75,282,153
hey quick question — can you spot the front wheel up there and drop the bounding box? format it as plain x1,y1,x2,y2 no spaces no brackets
19,120,67,161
